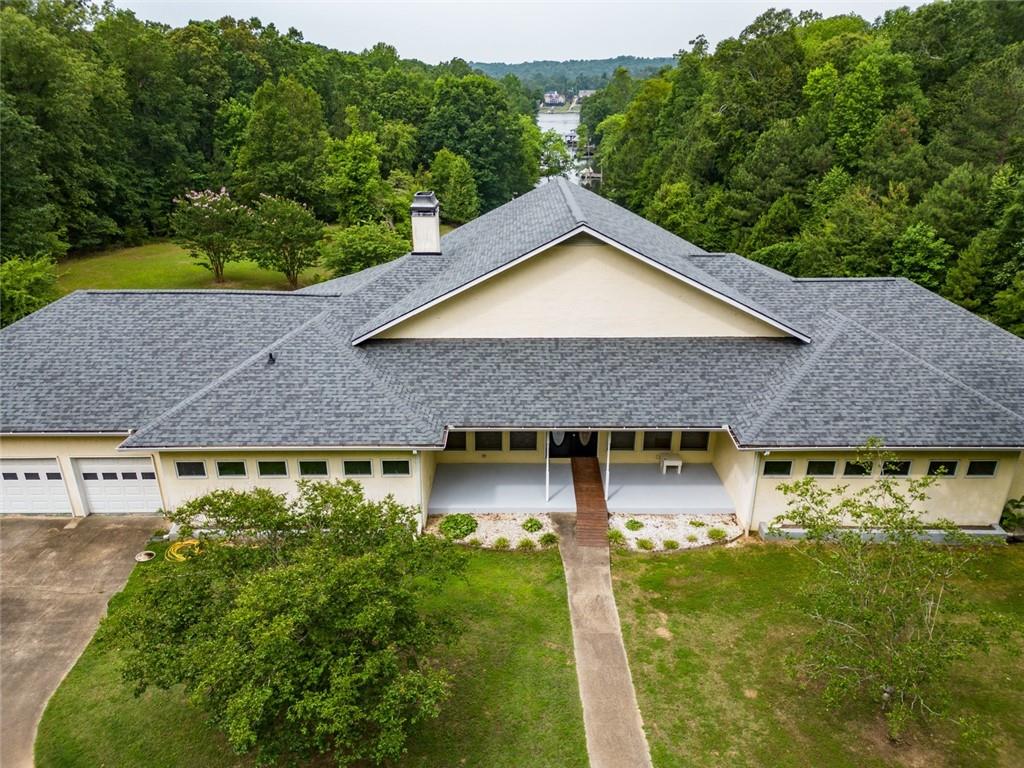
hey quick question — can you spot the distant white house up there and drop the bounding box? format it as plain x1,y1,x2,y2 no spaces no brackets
543,90,566,106
577,89,597,100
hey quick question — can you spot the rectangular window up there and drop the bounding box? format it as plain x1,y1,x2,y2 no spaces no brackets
610,431,636,451
24,472,40,480
121,472,138,480
175,461,206,478
46,472,62,480
82,472,99,480
2,472,17,480
927,460,958,477
806,460,836,477
843,461,873,477
882,460,911,476
763,460,792,477
474,432,502,451
257,461,288,478
299,460,329,477
509,431,537,451
101,472,118,480
444,431,467,451
343,460,372,477
216,461,247,478
642,431,672,451
966,460,998,477
679,431,709,451
382,459,411,476
141,471,156,480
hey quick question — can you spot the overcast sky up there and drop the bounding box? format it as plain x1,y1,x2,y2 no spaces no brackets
118,0,926,63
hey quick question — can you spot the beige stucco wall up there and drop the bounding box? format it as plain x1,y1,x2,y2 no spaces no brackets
0,434,156,516
749,450,1021,529
1009,452,1024,501
379,234,786,339
711,434,758,528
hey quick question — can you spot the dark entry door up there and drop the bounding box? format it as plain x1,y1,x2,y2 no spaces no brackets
548,431,598,458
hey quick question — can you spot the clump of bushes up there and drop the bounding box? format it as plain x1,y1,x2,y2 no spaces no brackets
686,534,699,543
517,538,536,550
689,519,706,528
466,537,482,548
625,519,644,531
539,532,559,547
522,517,543,533
607,529,626,547
708,527,728,542
493,536,510,550
636,538,654,551
439,513,477,540
663,539,679,550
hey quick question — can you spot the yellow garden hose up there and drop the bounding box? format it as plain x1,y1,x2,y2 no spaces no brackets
164,538,201,562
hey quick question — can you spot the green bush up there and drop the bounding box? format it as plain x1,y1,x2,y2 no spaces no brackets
662,539,679,550
624,519,644,531
686,534,699,543
493,536,510,550
466,537,482,548
1001,496,1024,532
0,257,59,328
636,538,654,551
689,520,706,528
438,514,477,540
607,529,626,547
539,532,559,547
708,527,728,542
517,538,536,550
522,517,543,533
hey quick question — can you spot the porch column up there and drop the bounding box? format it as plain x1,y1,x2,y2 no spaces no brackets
545,430,550,502
605,431,611,501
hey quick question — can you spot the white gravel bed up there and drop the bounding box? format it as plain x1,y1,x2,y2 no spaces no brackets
425,513,559,549
609,513,743,551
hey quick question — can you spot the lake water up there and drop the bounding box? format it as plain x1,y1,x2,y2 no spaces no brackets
536,110,582,185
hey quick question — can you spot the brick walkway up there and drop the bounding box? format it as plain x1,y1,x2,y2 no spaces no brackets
570,456,609,548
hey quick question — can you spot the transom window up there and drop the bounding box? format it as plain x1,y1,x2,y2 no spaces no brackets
966,460,998,477
806,460,836,477
843,461,873,477
343,460,372,477
762,460,792,477
24,472,41,480
121,472,138,480
257,460,288,478
46,471,62,480
299,460,329,477
610,432,636,451
882,460,911,476
141,471,156,480
381,459,411,476
2,472,16,480
444,431,467,451
679,431,709,451
474,432,502,451
509,431,537,451
175,461,206,478
217,461,247,478
927,460,958,477
642,431,672,451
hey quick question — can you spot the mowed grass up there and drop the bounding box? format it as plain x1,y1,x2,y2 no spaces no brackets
35,548,586,768
612,543,1024,768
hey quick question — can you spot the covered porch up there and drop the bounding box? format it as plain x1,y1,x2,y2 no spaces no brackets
601,462,734,515
428,463,575,514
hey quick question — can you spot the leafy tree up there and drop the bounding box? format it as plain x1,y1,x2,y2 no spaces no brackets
322,129,388,226
171,189,251,282
744,194,802,252
0,257,59,327
645,182,704,245
102,481,466,766
890,222,954,291
244,195,323,288
912,163,992,252
769,444,1018,740
233,76,328,206
539,130,572,178
992,267,1024,336
322,222,409,277
429,149,479,225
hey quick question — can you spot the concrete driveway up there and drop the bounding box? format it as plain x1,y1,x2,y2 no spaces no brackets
0,516,161,768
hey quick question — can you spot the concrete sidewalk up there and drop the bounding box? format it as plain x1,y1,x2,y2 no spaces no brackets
552,514,652,768
1,516,160,768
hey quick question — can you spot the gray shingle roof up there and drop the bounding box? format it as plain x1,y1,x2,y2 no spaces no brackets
3,182,1023,450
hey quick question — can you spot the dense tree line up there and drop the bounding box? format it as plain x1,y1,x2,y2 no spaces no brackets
0,0,555,295
472,55,675,95
584,1,1024,336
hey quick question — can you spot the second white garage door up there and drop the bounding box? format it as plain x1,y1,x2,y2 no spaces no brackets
75,458,163,514
0,459,73,515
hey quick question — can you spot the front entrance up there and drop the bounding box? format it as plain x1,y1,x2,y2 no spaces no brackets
548,431,598,459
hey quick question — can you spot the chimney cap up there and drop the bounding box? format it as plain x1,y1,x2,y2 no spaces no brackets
411,191,439,215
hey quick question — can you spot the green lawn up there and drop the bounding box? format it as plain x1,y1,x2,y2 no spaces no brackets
612,543,1024,768
35,548,587,768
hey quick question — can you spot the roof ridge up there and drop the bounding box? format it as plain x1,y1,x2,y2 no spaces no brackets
557,177,586,224
76,289,332,297
123,310,331,445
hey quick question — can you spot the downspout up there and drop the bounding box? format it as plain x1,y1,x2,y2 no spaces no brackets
744,451,762,537
545,431,550,502
604,431,611,501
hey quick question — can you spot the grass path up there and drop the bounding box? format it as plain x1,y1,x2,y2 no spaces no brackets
612,543,1024,768
35,549,587,768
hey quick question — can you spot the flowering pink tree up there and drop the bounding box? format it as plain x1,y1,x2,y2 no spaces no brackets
171,189,252,282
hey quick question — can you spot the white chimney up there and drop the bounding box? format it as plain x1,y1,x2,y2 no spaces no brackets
411,191,441,255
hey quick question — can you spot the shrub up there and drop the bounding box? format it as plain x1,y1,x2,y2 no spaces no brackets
517,538,536,550
522,517,543,533
689,520,706,528
636,538,654,551
624,519,644,531
493,536,510,550
708,527,728,542
438,514,477,541
0,257,59,327
686,534,699,543
607,529,626,547
466,537,482,548
663,539,679,550
539,532,559,547
1001,496,1024,532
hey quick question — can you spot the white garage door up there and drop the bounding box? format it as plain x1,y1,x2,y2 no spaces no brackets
0,459,73,515
76,458,163,514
